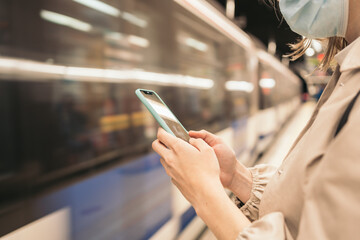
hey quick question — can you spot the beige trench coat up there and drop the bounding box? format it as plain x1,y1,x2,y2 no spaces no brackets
236,36,360,240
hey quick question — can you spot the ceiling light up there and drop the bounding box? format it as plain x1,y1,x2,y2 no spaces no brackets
305,48,315,57
122,12,147,28
73,0,120,17
259,78,276,89
312,40,323,52
40,10,92,32
127,35,150,48
225,81,254,92
226,0,235,19
185,38,208,52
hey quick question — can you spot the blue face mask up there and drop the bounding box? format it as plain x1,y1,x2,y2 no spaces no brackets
279,0,349,38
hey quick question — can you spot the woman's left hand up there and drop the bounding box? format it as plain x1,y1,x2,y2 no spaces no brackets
152,128,223,208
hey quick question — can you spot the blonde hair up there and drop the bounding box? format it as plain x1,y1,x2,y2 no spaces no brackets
286,37,348,70
263,0,348,70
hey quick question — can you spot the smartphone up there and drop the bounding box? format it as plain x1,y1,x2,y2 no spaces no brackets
135,89,190,142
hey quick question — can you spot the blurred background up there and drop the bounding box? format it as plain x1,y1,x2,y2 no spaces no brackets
0,0,327,239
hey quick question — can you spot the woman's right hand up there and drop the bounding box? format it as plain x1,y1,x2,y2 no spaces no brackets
189,130,252,202
189,130,236,188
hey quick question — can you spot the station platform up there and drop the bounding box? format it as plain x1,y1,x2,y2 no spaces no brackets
196,101,316,240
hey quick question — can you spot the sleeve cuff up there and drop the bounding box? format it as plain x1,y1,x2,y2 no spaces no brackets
234,164,277,222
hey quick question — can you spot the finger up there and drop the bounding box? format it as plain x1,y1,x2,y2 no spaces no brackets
189,138,211,152
152,139,171,158
157,128,182,150
189,130,218,147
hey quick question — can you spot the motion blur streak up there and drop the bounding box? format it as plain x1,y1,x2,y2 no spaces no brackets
122,12,148,28
0,57,214,89
73,0,121,17
174,0,254,49
40,10,92,32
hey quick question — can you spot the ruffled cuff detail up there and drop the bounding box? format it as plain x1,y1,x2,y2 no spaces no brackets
234,164,277,222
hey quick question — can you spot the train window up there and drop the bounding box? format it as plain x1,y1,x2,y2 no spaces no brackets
222,42,253,120
258,63,276,109
173,9,225,129
258,60,301,110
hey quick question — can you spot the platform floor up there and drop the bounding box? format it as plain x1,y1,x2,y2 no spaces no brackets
197,101,316,240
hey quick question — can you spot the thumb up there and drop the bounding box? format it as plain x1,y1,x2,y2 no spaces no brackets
189,130,219,147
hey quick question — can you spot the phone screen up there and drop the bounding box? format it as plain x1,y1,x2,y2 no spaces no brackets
140,90,190,142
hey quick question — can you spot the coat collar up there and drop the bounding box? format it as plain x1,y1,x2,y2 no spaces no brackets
335,36,360,73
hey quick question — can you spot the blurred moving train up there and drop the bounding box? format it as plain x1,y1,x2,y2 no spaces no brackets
0,0,302,239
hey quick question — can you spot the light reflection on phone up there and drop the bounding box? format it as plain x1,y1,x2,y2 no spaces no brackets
141,91,190,142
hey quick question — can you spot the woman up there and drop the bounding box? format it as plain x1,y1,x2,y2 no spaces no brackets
152,0,360,239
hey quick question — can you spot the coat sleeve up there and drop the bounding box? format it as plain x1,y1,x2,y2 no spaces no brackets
235,164,277,222
236,102,360,240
